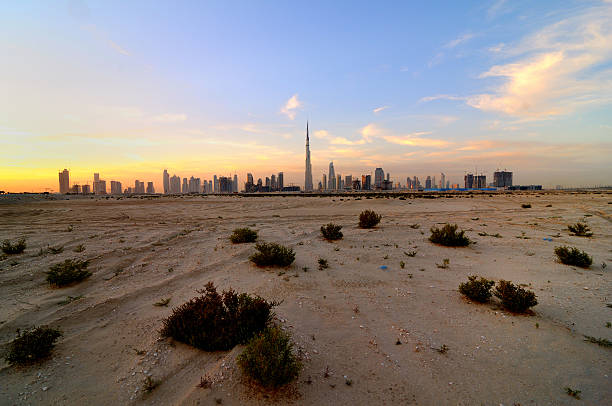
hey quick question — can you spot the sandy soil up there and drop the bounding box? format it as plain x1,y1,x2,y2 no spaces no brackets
0,192,611,405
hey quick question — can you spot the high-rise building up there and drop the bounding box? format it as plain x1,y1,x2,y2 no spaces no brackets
233,174,238,193
464,173,475,189
493,171,513,187
214,175,219,193
110,181,122,194
337,174,342,190
70,184,80,194
304,122,313,191
93,173,101,194
146,182,155,194
58,169,70,194
322,174,327,191
425,176,432,189
270,174,276,190
278,172,284,190
440,173,446,189
182,178,188,194
98,180,107,195
135,180,145,194
362,174,372,190
374,168,384,189
81,184,91,194
265,177,271,188
352,179,361,190
345,175,352,190
163,170,170,194
219,176,233,193
476,175,487,188
170,175,181,194
328,162,336,190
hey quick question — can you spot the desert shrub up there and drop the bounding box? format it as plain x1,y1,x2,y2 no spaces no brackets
429,224,471,247
521,203,531,208
554,246,592,268
161,282,275,351
237,325,301,389
494,280,538,313
320,223,343,241
48,245,64,254
5,326,62,365
567,222,592,237
318,258,329,270
1,238,26,254
230,228,258,244
250,242,295,267
459,276,494,303
46,259,91,286
359,210,381,228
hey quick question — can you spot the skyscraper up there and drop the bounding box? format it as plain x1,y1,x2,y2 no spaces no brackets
322,174,327,191
304,121,313,191
440,173,446,189
493,171,513,187
425,176,432,189
170,175,181,194
163,170,170,194
278,172,284,190
58,169,69,194
328,162,336,190
93,173,100,194
182,178,188,194
214,175,219,193
233,174,238,192
146,182,155,194
374,168,384,189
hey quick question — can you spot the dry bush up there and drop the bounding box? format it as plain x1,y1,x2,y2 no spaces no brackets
1,238,26,255
429,224,471,246
250,242,295,267
459,276,494,302
320,223,343,241
5,326,62,365
554,246,592,268
230,228,258,243
359,210,381,228
494,280,538,313
46,259,91,287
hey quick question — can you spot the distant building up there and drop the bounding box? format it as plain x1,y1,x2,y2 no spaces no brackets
440,173,446,189
219,176,233,193
98,179,107,195
352,179,361,190
146,182,155,194
58,169,70,194
278,172,284,190
170,175,181,194
425,176,432,189
374,168,384,189
322,174,327,191
345,175,352,190
476,175,486,188
304,122,313,191
328,162,336,190
110,181,122,194
337,174,342,190
362,174,372,190
464,173,475,189
188,176,200,193
134,180,145,194
81,184,91,194
493,171,513,188
163,170,170,194
214,175,219,193
233,174,238,193
70,184,80,194
182,178,188,194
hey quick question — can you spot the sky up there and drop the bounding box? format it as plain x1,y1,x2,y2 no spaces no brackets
1,0,611,192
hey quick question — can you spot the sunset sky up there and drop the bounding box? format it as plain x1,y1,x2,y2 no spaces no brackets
1,0,611,192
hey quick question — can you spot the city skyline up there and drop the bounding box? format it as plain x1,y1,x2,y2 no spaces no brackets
2,1,612,192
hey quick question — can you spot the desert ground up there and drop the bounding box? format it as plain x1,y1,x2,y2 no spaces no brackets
0,192,610,405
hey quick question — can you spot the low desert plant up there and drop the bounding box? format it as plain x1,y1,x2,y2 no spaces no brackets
567,222,593,237
250,242,295,267
143,376,160,393
5,326,62,365
494,280,538,313
554,246,592,268
358,210,381,228
583,335,612,348
73,244,85,253
400,261,405,269
521,203,531,208
320,223,343,241
1,238,26,255
230,228,258,244
436,258,450,269
565,387,581,399
404,250,417,257
237,325,302,389
318,258,329,270
459,276,494,303
46,259,91,287
161,282,276,351
154,298,171,307
429,224,471,247
48,245,64,254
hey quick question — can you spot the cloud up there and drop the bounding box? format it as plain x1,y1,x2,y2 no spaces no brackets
313,130,329,138
419,94,465,103
445,33,475,48
373,106,390,114
153,113,187,123
468,3,612,118
487,0,509,19
381,132,450,148
280,94,301,120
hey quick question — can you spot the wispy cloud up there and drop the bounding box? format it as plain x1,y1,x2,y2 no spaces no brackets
83,24,130,56
280,94,301,120
373,105,390,114
419,94,465,103
445,33,475,48
313,130,329,138
153,113,187,123
487,0,509,19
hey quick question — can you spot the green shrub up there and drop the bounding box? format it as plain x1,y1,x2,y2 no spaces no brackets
359,210,381,228
494,280,537,313
250,242,295,267
5,326,62,365
554,246,592,268
567,222,592,237
46,259,91,287
320,223,343,241
237,326,302,389
230,228,258,244
161,282,275,351
459,276,494,303
429,224,471,246
1,238,26,254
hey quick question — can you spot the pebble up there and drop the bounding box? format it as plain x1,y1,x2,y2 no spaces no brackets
42,386,49,391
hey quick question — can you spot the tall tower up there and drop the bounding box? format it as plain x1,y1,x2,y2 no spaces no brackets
304,121,313,191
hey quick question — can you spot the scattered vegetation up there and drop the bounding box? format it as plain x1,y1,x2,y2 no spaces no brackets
1,238,26,255
494,280,538,313
404,250,417,257
400,261,405,269
567,222,593,237
358,209,382,228
58,295,84,305
249,242,295,267
436,344,449,354
459,276,495,303
154,298,171,307
143,376,161,393
46,259,91,287
318,258,329,270
48,245,64,254
565,387,581,399
521,203,531,208
583,335,612,348
478,232,502,238
64,225,74,232
320,223,343,241
554,246,593,268
436,258,450,269
429,224,471,247
408,224,420,229
161,282,276,351
73,244,85,253
230,228,258,244
5,326,62,365
237,325,302,389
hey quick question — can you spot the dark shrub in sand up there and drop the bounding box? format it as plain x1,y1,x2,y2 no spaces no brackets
230,227,258,243
494,280,537,313
46,259,91,287
554,246,592,268
358,210,381,228
250,242,295,267
5,326,62,365
320,223,343,241
459,276,494,303
429,224,471,247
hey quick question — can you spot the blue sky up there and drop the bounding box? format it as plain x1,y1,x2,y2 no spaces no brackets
1,0,611,191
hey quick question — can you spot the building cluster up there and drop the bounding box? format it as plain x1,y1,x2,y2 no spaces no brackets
58,169,156,195
243,172,298,192
163,170,239,194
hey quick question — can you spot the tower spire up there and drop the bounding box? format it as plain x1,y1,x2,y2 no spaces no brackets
304,120,313,192
306,121,309,142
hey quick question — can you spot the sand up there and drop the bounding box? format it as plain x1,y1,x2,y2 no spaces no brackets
0,192,610,405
